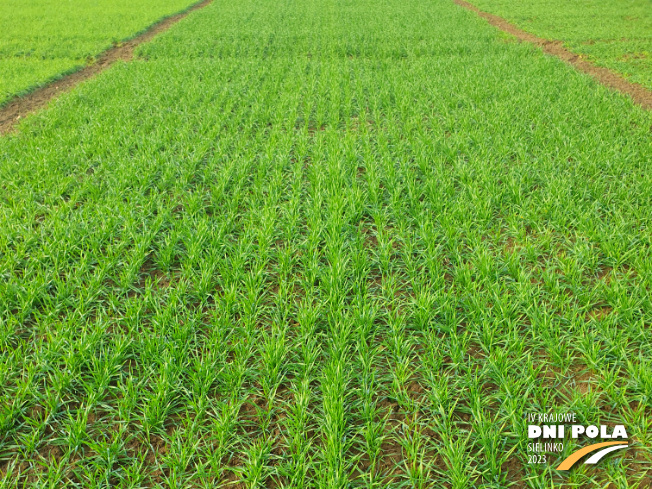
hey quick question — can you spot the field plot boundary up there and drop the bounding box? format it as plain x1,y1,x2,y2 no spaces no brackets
454,0,652,110
0,0,214,135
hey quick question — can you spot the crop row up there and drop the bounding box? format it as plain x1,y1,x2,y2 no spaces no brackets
1,0,651,487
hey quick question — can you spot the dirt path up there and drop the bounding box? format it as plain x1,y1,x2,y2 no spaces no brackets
0,0,214,135
454,0,652,111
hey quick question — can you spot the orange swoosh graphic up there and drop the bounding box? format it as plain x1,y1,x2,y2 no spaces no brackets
556,442,628,470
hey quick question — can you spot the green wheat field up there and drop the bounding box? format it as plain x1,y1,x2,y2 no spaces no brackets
0,0,201,106
0,0,651,487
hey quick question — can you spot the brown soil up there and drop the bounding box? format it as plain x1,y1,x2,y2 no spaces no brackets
454,0,652,110
0,0,214,135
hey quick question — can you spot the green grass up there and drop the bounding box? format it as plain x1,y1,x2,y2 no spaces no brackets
1,0,652,487
466,0,652,90
0,0,200,106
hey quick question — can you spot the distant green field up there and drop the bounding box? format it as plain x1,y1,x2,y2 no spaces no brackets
1,0,652,488
0,0,199,105
467,0,652,90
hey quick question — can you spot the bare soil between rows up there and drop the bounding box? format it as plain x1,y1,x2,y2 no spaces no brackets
0,0,213,135
454,0,652,110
